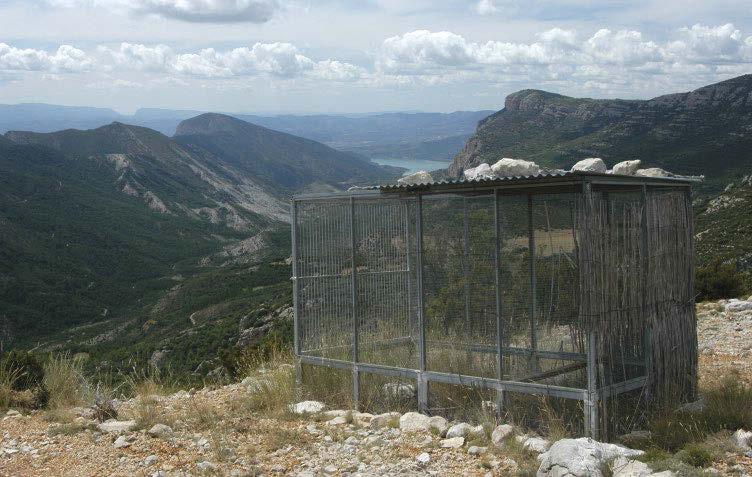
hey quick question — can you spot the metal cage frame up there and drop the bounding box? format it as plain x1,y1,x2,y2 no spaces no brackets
291,171,696,438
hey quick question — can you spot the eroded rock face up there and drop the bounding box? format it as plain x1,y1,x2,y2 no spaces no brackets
571,158,607,173
398,170,433,185
537,438,644,477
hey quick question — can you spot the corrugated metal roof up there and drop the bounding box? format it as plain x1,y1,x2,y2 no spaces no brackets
374,170,694,192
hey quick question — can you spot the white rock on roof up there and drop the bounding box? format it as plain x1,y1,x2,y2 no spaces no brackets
491,158,541,177
463,163,495,181
398,170,433,185
611,160,641,176
635,167,673,178
571,158,607,173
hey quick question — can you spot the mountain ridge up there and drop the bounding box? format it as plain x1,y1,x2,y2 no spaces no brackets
450,74,752,189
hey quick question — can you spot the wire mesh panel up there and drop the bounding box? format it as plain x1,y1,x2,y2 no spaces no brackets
422,193,498,379
296,199,353,359
354,198,417,369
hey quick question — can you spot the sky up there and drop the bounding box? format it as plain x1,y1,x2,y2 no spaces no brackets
1,0,751,114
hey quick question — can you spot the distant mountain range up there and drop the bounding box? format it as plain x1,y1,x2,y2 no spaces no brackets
0,104,492,163
0,114,398,372
450,74,752,192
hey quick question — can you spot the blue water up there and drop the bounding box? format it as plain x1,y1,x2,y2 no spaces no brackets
371,158,450,176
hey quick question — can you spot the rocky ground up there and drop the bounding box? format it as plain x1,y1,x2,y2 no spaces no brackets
2,297,752,477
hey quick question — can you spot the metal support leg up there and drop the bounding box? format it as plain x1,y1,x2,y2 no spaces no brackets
349,197,360,411
294,358,303,402
352,365,360,411
494,189,504,418
585,331,599,439
528,194,539,373
417,372,428,413
416,194,428,414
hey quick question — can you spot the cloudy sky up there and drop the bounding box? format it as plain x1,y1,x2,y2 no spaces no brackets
1,0,751,114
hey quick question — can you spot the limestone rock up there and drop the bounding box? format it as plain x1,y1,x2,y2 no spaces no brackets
416,452,431,466
97,419,137,434
446,422,474,439
440,436,465,448
732,429,752,450
369,412,401,429
428,416,449,437
571,158,607,173
635,167,673,178
516,435,550,453
399,412,431,432
144,455,158,466
464,163,495,181
398,171,433,185
468,445,487,455
611,456,653,477
491,424,515,448
147,423,173,438
537,438,644,477
382,382,416,400
611,160,641,176
725,299,752,312
491,158,541,177
290,401,325,415
112,435,131,448
326,416,349,426
353,412,374,427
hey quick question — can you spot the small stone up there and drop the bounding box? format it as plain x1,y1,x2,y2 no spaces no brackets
290,401,325,415
440,436,465,448
731,429,752,450
399,412,431,432
611,160,641,176
344,436,359,446
418,436,433,447
428,416,449,436
98,419,137,434
323,465,338,475
323,410,349,419
446,422,474,439
416,452,431,466
468,445,486,455
491,424,515,448
382,382,416,399
112,435,131,448
197,461,217,472
611,456,652,477
353,412,374,426
326,416,348,426
144,455,158,466
491,158,541,178
516,435,550,453
370,412,401,429
147,424,173,438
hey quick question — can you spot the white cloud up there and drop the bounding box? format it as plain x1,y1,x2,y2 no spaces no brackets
0,43,93,72
43,0,280,23
475,0,499,15
101,41,363,81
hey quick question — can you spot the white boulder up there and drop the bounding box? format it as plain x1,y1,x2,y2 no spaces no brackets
399,412,432,432
369,412,401,429
398,170,433,185
635,168,673,178
464,163,495,181
491,424,516,448
571,158,608,173
516,435,551,453
383,382,416,400
611,456,653,477
97,419,137,434
416,452,431,466
732,429,752,450
147,423,173,438
725,299,752,313
611,160,642,176
491,158,541,177
537,438,644,477
440,436,465,448
290,400,325,415
428,416,449,436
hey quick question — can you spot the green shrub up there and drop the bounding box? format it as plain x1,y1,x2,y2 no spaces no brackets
677,443,717,468
0,350,44,391
695,261,748,301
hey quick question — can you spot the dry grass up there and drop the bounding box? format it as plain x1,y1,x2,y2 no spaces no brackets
0,360,21,410
43,353,91,409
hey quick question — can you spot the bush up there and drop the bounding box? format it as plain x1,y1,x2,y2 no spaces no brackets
0,360,22,410
695,261,748,301
677,443,717,468
0,350,44,391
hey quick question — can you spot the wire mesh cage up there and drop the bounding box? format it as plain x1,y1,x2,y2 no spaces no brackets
292,173,696,439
